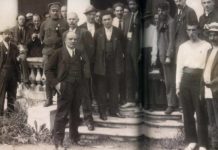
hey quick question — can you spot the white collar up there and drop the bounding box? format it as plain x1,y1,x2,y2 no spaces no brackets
66,45,75,57
3,40,9,50
104,26,113,31
69,27,77,32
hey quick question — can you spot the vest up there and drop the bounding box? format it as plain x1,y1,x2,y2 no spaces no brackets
65,53,82,83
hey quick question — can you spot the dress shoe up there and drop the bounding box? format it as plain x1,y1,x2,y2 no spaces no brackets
86,122,95,131
44,100,53,107
110,112,125,118
100,114,108,120
184,142,197,150
71,139,87,146
120,102,136,108
164,106,175,115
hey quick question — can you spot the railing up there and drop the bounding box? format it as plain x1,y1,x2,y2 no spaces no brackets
18,57,47,106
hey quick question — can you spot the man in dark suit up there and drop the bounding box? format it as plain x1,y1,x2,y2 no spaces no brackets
40,2,68,107
11,14,30,85
155,2,177,114
121,0,141,108
94,10,125,120
199,0,218,40
174,0,198,60
80,5,101,105
45,31,90,149
63,12,94,131
27,14,43,57
203,22,218,150
0,29,21,116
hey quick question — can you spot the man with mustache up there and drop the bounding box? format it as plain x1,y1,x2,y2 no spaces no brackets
40,2,68,107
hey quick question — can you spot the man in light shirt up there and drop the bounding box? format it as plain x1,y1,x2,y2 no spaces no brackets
203,22,218,150
94,10,125,120
176,21,210,150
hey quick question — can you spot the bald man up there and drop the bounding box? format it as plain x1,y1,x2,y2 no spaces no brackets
63,12,95,131
45,31,90,148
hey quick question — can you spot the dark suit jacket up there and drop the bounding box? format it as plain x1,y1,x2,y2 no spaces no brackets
0,42,20,82
93,26,125,75
63,27,94,62
45,46,90,88
79,22,101,33
10,26,31,46
157,16,176,64
123,11,141,75
208,51,218,99
174,5,197,58
27,26,43,57
199,10,218,40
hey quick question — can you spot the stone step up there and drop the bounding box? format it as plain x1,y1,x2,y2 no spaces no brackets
65,125,144,141
143,110,182,121
90,115,143,128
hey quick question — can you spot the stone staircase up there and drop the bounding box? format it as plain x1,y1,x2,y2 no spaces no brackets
27,103,183,141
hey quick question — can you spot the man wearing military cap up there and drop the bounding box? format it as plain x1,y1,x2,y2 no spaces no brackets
0,28,21,116
203,22,218,150
40,2,68,107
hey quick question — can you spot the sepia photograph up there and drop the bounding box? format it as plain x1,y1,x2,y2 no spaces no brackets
0,0,218,150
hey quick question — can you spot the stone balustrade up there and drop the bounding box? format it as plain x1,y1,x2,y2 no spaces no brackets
18,57,48,106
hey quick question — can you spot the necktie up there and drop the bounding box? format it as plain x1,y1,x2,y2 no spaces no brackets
118,20,122,30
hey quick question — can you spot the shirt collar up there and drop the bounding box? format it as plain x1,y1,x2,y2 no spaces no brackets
104,26,113,32
3,40,9,50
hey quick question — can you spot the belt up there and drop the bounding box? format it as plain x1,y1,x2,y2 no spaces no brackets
183,67,203,75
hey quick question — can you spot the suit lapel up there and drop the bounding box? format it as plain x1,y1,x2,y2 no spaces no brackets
212,51,218,72
62,46,72,63
111,27,117,51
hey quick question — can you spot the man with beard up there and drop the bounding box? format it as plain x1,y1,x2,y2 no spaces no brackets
153,2,177,114
40,2,68,107
63,12,95,131
46,31,90,149
0,29,21,116
199,0,218,40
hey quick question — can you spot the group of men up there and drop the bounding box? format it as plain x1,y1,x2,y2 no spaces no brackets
151,0,218,149
0,0,141,149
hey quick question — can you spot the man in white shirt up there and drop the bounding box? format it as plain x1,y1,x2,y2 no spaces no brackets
203,22,218,150
93,10,125,120
176,21,210,150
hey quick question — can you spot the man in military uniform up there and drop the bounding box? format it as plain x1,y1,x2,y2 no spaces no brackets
40,2,68,107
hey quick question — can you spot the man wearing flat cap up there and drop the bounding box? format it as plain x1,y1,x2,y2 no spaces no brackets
203,22,218,150
80,5,101,110
0,29,21,116
40,2,68,107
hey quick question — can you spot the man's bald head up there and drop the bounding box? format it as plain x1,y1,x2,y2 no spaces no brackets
67,12,79,29
65,31,78,49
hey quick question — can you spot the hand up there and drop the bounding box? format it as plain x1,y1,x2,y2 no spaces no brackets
205,81,212,88
31,33,37,41
165,57,171,64
55,83,61,95
176,88,180,97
